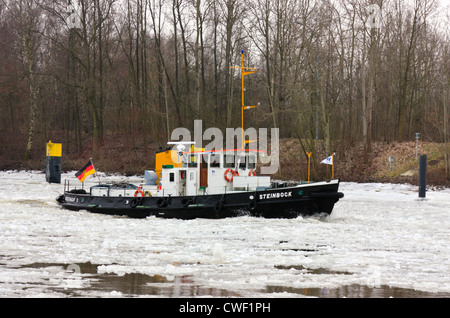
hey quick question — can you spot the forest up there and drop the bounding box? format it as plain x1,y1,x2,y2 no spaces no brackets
0,0,449,183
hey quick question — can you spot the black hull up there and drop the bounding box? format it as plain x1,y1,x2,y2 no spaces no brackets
57,180,343,219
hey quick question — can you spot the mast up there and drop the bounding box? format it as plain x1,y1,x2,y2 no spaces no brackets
231,50,259,147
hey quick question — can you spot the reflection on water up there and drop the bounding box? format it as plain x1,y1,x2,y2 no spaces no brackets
18,262,240,297
16,262,450,298
89,273,240,297
272,264,450,298
265,284,450,298
274,264,352,275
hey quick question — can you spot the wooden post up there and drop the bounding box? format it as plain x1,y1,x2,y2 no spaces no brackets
332,153,335,179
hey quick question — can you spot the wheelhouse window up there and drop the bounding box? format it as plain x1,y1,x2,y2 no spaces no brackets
209,154,221,168
169,173,174,182
224,154,235,168
238,155,246,169
248,155,256,170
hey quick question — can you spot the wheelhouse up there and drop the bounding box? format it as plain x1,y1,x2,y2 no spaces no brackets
154,146,270,197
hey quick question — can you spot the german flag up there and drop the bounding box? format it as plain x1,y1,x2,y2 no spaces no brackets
75,160,96,182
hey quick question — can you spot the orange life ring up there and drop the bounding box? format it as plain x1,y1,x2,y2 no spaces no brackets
248,170,256,176
134,185,144,197
224,169,237,182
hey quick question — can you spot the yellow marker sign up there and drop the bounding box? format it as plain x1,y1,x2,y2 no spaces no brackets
46,141,62,157
307,152,312,182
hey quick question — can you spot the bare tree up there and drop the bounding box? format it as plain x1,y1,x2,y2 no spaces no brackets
13,0,43,160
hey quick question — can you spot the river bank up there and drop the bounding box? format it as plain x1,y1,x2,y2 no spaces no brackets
1,136,449,187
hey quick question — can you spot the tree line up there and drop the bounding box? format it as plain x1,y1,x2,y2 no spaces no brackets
0,0,449,171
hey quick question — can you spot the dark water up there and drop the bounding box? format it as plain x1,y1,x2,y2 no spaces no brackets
17,262,450,298
265,284,449,298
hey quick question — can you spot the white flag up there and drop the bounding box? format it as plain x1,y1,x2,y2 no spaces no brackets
321,155,333,165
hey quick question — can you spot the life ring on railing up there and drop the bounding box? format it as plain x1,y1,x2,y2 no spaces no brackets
224,169,239,182
248,170,256,176
144,190,152,197
134,185,144,197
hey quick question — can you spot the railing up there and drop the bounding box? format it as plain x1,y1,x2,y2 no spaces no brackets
64,179,141,197
63,179,87,194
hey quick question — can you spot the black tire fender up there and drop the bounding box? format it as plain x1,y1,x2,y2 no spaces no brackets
248,199,258,211
214,200,223,213
182,198,193,207
157,197,168,207
130,197,141,208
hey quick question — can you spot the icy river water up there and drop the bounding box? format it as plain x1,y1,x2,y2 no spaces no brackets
0,171,449,298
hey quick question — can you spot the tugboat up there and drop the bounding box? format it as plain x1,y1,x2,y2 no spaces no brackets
57,145,343,219
56,52,343,219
